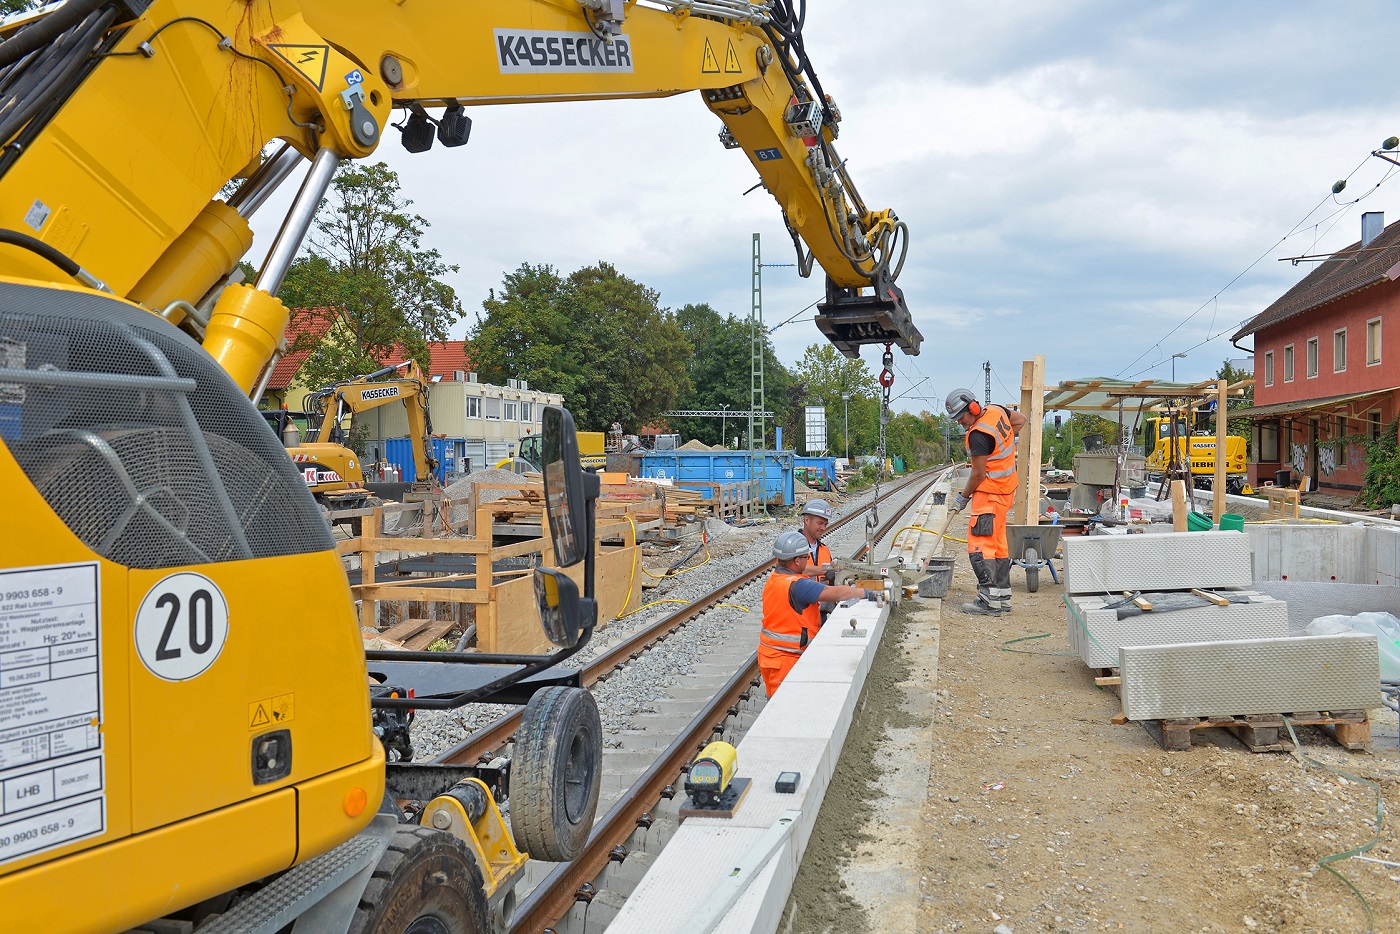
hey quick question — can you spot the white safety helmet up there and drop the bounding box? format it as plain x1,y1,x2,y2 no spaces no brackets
772,530,812,561
945,388,979,420
800,499,833,520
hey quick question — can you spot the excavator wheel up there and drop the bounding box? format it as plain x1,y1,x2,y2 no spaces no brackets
349,826,489,934
509,686,602,862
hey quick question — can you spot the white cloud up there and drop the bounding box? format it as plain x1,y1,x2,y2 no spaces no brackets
247,0,1400,414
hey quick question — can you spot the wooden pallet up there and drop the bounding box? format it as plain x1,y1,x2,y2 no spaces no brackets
1141,710,1369,753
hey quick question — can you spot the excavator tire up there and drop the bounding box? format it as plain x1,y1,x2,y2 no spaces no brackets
349,826,489,934
509,686,602,862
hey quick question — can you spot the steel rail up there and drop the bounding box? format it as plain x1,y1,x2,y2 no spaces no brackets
511,656,762,933
435,467,943,767
507,467,945,933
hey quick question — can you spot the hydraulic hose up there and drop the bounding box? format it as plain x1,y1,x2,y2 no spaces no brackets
0,228,79,277
0,0,103,71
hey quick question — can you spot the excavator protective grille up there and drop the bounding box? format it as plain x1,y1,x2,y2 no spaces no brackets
0,282,332,568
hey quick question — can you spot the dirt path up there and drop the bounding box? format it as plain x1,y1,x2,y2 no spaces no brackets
792,520,1400,934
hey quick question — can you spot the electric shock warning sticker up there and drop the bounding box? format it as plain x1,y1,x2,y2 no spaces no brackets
0,563,104,864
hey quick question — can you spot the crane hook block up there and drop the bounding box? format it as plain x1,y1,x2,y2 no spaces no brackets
815,269,922,359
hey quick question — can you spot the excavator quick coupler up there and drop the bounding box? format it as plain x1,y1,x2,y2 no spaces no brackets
815,269,922,358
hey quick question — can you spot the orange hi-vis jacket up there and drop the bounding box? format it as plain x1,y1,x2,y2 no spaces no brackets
965,404,1018,495
760,567,821,657
811,539,831,567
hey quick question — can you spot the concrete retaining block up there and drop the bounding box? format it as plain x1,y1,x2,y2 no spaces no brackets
606,599,887,934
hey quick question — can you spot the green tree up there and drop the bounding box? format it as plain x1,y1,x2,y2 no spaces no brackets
668,304,792,448
793,343,878,457
471,262,693,430
472,263,584,404
277,162,462,388
1215,358,1255,440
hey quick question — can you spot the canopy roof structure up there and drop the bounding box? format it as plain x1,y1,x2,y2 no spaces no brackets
1042,377,1252,412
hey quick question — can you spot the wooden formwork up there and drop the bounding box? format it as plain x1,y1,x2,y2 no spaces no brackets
338,496,641,654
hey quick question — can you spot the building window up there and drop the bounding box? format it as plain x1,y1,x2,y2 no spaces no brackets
1258,423,1279,462
1335,415,1348,466
1264,351,1274,386
1334,329,1347,372
520,401,534,423
1368,318,1382,365
503,400,518,421
465,396,481,418
484,396,501,420
1306,338,1318,378
1370,410,1383,440
1283,344,1294,382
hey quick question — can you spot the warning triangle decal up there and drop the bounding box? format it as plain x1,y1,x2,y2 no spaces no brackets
724,39,742,74
250,704,270,728
701,38,721,74
268,44,331,91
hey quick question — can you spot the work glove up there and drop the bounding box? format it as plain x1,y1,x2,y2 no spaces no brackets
952,492,970,513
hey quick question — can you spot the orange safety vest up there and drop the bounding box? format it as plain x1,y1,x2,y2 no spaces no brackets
810,540,831,567
965,404,1018,495
760,568,822,656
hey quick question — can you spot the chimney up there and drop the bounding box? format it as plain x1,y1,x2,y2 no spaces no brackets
1362,211,1384,248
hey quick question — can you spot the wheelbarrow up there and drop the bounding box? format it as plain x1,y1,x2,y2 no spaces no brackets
1007,524,1063,593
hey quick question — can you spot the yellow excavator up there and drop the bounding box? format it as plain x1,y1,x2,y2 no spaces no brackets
280,358,440,506
1143,413,1251,494
0,1,920,930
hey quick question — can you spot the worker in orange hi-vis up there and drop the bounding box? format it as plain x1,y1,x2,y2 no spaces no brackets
945,388,1026,616
758,530,883,696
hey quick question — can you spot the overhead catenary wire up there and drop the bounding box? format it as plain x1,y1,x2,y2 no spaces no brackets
1115,148,1393,379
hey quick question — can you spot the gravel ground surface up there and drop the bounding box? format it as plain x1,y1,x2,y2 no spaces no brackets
408,477,932,761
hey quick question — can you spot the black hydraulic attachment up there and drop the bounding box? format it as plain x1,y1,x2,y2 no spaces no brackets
815,269,922,359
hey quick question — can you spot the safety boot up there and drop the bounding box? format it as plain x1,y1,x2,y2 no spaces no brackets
962,553,1004,616
960,596,1004,616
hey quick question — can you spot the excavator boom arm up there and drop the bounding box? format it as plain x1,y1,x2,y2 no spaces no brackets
0,0,917,396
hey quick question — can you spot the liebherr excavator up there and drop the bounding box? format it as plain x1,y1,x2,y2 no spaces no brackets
0,1,921,931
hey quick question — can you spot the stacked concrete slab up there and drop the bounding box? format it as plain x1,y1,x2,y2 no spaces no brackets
1067,590,1288,668
1120,633,1381,720
1062,531,1277,668
1062,530,1254,594
1063,531,1383,725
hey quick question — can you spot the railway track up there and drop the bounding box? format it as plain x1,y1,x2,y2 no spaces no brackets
433,467,946,933
433,468,943,770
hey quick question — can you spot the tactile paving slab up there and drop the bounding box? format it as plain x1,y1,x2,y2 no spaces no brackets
1066,591,1288,668
1120,633,1381,720
1063,531,1253,595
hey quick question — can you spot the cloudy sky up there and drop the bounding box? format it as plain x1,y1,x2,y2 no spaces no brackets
252,1,1400,414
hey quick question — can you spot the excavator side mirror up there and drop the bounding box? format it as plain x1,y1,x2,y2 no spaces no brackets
541,405,594,568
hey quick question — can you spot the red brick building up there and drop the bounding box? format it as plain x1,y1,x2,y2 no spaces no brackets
1232,214,1400,493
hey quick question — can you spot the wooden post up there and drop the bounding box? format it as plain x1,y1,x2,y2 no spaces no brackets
358,506,382,632
1213,380,1228,523
1013,355,1047,525
1171,479,1189,532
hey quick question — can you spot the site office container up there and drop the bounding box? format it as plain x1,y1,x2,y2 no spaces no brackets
640,450,796,506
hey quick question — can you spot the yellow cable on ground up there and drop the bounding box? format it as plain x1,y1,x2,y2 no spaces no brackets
715,603,751,612
890,524,966,547
617,598,691,619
